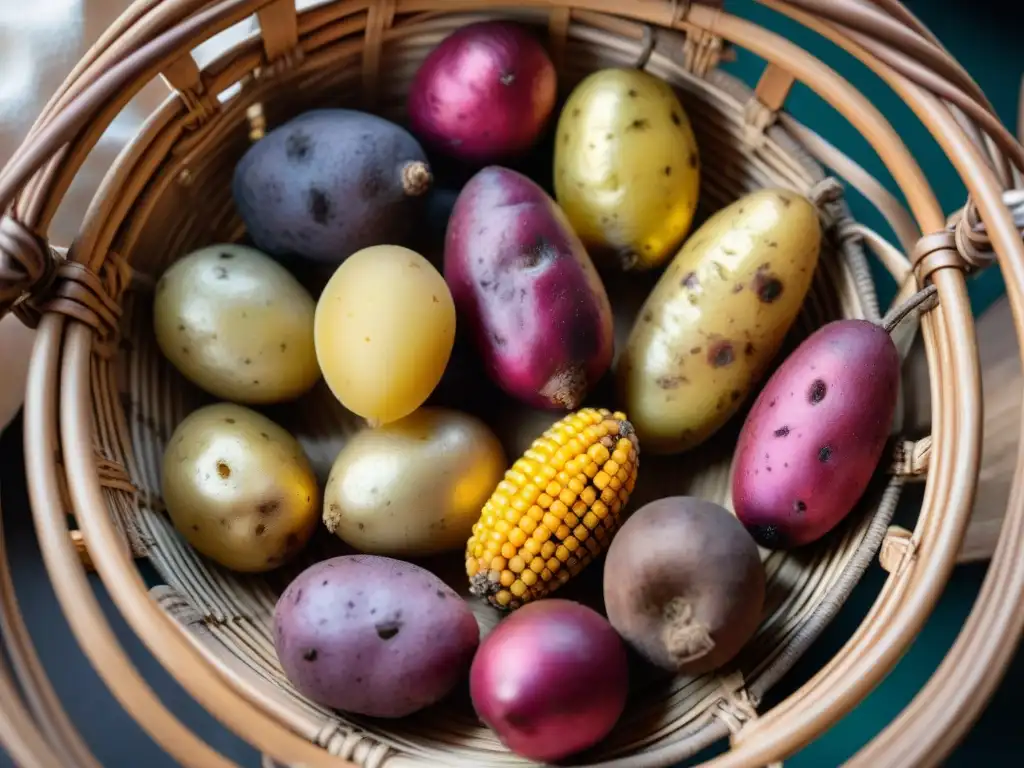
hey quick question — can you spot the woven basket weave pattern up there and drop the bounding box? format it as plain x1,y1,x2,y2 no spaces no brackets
1,1,1023,767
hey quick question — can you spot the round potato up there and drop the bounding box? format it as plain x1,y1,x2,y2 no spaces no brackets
153,243,320,404
162,403,319,572
323,408,505,556
314,245,456,425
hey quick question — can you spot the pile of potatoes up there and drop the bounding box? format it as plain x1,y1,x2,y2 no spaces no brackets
153,19,900,764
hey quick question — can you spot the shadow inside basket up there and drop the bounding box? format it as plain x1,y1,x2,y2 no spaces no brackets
105,21,897,767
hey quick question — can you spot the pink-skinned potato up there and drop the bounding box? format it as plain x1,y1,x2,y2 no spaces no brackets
444,166,614,410
273,555,480,718
732,319,900,549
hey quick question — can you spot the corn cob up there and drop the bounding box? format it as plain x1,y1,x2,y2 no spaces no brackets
466,408,640,610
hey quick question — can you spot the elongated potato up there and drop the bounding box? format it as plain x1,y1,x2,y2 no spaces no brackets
617,189,821,454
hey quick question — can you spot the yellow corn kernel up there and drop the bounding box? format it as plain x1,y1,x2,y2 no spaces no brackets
467,407,640,610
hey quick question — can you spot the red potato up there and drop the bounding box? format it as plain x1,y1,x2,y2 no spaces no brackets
408,21,557,164
732,319,900,548
469,599,629,762
444,166,614,409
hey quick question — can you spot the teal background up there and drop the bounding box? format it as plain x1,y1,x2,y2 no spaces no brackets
0,1,1019,767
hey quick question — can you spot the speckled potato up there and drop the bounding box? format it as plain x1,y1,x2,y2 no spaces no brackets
617,188,821,454
162,403,319,572
153,244,319,404
323,408,506,556
314,245,456,425
553,68,700,271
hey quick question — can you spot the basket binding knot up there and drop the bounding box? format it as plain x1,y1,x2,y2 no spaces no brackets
0,213,62,326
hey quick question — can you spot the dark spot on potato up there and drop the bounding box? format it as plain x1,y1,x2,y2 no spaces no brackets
293,588,303,604
572,108,580,117
664,165,672,176
357,522,365,530
809,379,828,404
627,118,650,131
731,389,741,402
346,600,355,609
370,608,376,615
681,271,699,289
364,336,371,343
285,533,300,550
491,332,507,347
688,151,698,168
748,524,786,548
671,112,682,126
794,500,807,513
753,267,784,303
322,580,327,586
776,192,792,207
768,240,779,248
656,375,689,389
375,621,402,640
303,648,318,662
216,462,230,479
258,500,279,516
214,266,228,279
243,358,251,365
224,417,235,424
285,131,313,162
355,676,364,684
191,524,200,532
436,590,447,599
733,283,744,293
255,524,266,536
219,251,234,259
307,187,332,225
745,342,755,356
177,324,185,332
628,88,638,97
818,445,833,463
522,235,556,268
260,432,270,440
774,426,790,437
605,132,614,140
708,341,734,368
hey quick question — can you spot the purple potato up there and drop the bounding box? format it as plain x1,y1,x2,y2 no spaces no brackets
274,555,479,717
233,109,432,265
732,319,900,548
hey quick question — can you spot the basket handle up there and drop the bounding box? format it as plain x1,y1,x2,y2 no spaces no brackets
0,0,254,323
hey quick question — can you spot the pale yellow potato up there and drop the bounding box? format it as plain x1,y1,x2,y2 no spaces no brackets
153,243,320,404
554,68,700,271
314,245,456,425
162,403,319,572
617,188,822,454
322,408,506,556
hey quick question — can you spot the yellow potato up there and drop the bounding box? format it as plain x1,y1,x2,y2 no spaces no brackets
322,408,506,556
554,68,700,271
617,188,822,454
314,245,456,425
153,243,320,404
162,403,319,572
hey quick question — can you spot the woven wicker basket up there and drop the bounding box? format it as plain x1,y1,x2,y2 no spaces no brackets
1,1,1023,767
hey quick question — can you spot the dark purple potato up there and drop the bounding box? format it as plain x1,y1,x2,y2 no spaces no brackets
732,319,900,548
233,109,432,265
603,497,765,676
273,555,479,718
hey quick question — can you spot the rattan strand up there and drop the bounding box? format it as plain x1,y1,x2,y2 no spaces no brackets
1,1,1021,767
